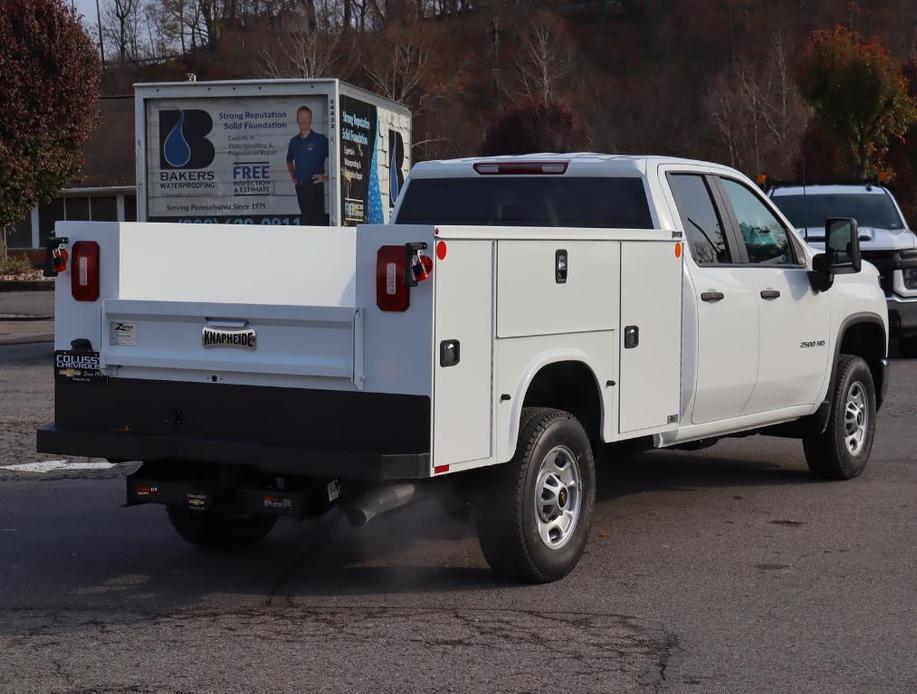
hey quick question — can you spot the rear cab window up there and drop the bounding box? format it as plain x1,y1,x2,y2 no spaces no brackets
395,177,653,228
667,174,732,264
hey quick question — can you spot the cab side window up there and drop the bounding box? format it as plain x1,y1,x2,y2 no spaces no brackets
668,174,731,265
719,178,795,265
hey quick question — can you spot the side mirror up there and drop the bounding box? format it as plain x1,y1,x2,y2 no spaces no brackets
825,217,862,274
808,217,861,292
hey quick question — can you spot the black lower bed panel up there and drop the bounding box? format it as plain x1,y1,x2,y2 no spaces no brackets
38,378,431,480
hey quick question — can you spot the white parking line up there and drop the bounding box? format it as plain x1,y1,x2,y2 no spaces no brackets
0,460,116,473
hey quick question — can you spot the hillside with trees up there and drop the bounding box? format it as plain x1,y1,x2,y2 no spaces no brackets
85,0,917,214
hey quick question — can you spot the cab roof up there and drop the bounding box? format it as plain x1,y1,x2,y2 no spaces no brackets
408,153,740,178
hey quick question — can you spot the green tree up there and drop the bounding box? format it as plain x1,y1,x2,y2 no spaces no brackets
796,26,916,178
0,0,100,255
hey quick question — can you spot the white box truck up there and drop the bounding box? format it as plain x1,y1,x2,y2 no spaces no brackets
39,154,889,583
134,79,412,227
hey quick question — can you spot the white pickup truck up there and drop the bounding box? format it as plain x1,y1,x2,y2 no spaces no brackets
38,154,889,582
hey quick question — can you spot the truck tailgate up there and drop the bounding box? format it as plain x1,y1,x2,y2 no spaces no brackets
102,300,362,385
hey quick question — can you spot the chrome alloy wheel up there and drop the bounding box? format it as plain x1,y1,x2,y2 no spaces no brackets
844,381,869,456
534,445,583,550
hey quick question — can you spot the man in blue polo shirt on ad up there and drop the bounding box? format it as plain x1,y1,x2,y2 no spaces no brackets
286,105,329,225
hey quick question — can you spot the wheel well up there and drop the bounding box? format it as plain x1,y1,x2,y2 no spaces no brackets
838,321,886,406
522,361,603,448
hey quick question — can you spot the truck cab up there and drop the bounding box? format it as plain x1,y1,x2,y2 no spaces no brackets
39,154,889,583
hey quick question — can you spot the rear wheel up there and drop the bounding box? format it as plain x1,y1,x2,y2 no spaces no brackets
476,408,595,583
166,506,277,549
803,355,876,480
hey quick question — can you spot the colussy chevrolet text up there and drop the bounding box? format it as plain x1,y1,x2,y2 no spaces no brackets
38,154,888,582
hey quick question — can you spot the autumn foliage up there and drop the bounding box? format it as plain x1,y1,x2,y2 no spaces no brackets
796,26,916,178
0,0,100,238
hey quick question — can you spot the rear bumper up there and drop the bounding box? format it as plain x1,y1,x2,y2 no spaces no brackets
39,376,432,480
37,425,431,480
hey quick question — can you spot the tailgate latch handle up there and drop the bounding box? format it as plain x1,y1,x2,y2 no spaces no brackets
205,318,249,329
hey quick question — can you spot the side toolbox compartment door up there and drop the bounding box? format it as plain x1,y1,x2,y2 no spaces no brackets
433,240,495,468
619,241,683,433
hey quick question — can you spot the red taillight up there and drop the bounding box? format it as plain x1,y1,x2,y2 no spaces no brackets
376,245,409,312
71,241,100,302
473,161,568,175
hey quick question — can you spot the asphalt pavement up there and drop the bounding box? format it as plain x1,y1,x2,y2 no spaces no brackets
1,342,915,692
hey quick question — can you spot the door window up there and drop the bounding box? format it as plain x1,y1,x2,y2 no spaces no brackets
667,174,731,264
720,178,795,265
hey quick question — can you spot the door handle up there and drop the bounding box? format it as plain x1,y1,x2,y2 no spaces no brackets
760,289,781,300
701,291,725,302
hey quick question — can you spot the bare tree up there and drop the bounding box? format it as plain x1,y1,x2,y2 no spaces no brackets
513,24,572,107
365,37,429,104
102,0,142,61
259,5,344,77
708,36,809,175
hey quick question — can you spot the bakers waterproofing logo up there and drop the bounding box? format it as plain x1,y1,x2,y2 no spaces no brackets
159,110,215,169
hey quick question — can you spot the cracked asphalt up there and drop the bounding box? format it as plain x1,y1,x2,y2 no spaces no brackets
1,342,915,692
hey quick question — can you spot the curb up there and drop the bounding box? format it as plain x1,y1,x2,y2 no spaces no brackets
0,334,54,346
0,315,53,322
0,279,54,292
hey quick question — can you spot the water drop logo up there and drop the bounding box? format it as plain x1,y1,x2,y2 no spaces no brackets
159,110,215,170
163,112,191,167
388,130,405,207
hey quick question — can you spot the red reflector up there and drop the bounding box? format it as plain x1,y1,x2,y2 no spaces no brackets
433,465,450,474
436,241,447,260
71,241,100,302
473,161,568,175
376,245,409,312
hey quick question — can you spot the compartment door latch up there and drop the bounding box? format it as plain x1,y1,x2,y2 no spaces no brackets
440,339,460,367
555,249,568,284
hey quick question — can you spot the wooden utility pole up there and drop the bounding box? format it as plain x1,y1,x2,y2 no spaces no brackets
95,0,105,64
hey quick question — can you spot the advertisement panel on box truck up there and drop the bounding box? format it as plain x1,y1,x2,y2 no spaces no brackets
135,79,411,227
39,154,888,583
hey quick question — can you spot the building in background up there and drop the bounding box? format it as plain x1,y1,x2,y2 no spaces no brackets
6,96,136,257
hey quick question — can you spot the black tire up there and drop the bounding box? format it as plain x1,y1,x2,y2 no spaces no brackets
166,506,277,549
476,407,595,583
803,355,876,480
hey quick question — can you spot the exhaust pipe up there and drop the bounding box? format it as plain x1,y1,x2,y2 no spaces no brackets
345,483,417,526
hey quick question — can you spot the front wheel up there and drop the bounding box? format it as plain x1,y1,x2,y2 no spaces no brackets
803,355,876,480
476,408,595,583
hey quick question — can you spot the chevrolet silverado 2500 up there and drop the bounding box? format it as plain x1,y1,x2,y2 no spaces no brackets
38,154,889,582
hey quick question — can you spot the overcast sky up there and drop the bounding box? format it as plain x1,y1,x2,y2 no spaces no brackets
72,0,101,31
